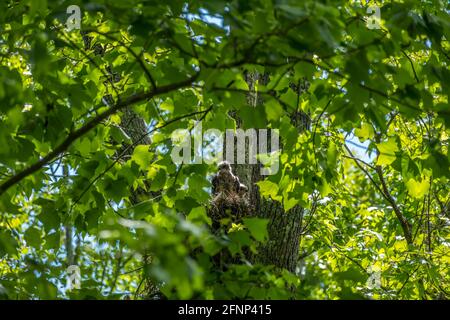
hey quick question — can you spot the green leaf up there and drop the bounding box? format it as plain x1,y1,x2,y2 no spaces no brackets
24,227,42,248
35,199,60,232
103,176,129,202
256,180,281,201
355,123,374,142
283,197,299,212
406,178,430,199
376,138,399,166
243,218,269,242
110,126,132,144
0,230,18,257
335,267,367,283
228,230,252,255
45,231,60,250
131,145,153,170
187,206,211,226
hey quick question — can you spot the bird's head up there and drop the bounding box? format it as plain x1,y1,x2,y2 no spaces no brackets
239,183,248,194
217,161,231,171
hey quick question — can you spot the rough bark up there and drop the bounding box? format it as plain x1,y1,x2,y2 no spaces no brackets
219,70,310,273
225,134,306,273
118,107,154,205
117,107,160,298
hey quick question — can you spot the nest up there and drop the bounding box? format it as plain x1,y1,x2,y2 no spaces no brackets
208,191,251,232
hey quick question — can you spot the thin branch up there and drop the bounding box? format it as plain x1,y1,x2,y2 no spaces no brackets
397,265,420,295
375,165,413,245
342,154,376,170
401,50,420,83
344,144,385,197
344,143,413,244
312,98,334,170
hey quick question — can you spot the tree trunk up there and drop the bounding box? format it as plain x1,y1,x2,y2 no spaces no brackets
118,107,153,205
118,107,160,298
222,70,310,273
119,70,310,296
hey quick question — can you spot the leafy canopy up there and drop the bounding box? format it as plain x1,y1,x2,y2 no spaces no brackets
0,0,449,299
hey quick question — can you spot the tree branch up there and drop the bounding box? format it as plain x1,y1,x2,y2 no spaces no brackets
375,165,413,244
0,73,199,197
344,144,413,244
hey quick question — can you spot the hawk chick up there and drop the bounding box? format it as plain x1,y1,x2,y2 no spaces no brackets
209,161,252,235
212,161,240,196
